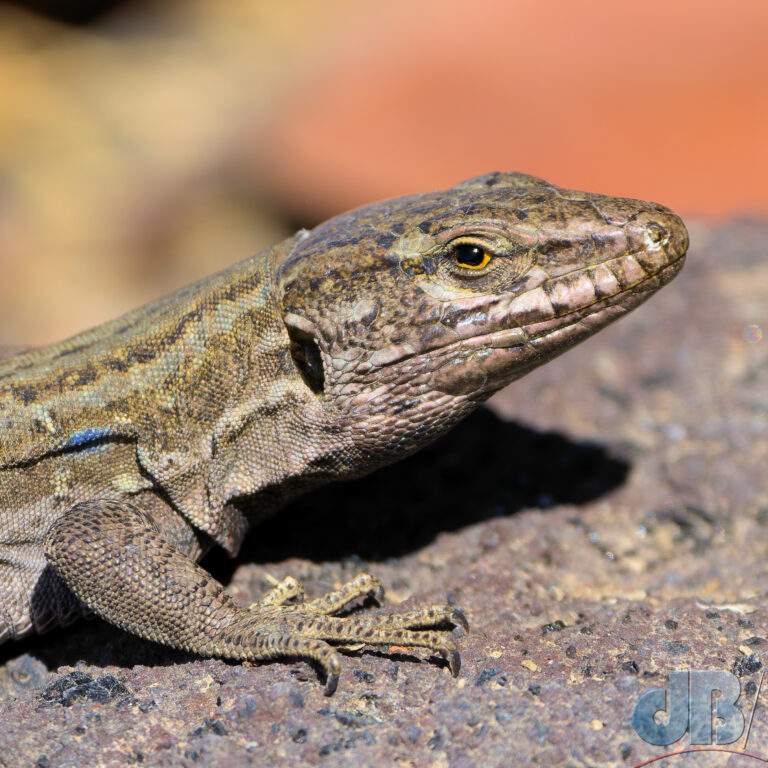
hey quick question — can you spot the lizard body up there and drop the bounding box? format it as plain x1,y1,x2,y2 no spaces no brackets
0,172,687,692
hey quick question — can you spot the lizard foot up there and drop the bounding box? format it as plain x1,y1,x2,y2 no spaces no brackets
238,574,468,694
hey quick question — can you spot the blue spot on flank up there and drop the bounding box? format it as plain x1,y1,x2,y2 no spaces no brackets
63,428,114,452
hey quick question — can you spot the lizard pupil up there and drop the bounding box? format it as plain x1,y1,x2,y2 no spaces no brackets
453,244,490,269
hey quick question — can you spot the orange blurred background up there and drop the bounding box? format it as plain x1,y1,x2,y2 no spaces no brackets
256,0,768,222
0,0,766,344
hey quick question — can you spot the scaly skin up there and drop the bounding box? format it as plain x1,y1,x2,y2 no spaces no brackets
0,172,688,693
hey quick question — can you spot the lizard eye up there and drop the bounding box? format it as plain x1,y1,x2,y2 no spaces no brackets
452,243,492,270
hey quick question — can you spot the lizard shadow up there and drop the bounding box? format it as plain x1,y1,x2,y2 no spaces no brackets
223,406,630,568
0,614,195,672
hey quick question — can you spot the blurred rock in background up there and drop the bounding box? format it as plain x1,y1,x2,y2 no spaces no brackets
0,0,339,343
0,0,766,345
250,0,768,223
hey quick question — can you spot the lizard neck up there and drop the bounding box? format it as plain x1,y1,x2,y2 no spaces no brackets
131,242,350,549
0,240,348,552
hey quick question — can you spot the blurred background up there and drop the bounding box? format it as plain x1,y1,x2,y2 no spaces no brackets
0,0,766,346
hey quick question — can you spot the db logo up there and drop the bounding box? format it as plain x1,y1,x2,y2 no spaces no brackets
633,670,744,746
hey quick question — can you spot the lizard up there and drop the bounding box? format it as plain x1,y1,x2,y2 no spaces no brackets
0,172,688,694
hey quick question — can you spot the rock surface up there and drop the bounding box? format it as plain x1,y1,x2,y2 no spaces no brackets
0,221,766,766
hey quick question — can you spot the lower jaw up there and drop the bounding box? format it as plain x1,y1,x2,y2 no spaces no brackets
470,251,684,353
431,256,685,398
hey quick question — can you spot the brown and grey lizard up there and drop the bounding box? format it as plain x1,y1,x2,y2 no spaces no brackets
0,172,688,694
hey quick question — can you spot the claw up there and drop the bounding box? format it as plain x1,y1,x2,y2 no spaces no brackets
440,647,462,677
371,584,385,606
324,672,340,696
451,606,470,634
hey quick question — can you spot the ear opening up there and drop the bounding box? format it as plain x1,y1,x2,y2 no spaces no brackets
286,324,325,395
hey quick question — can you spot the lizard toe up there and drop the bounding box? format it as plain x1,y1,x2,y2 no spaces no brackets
451,606,470,634
439,646,462,677
323,654,342,696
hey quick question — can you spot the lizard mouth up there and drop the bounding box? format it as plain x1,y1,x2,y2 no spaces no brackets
359,247,686,374
474,249,686,352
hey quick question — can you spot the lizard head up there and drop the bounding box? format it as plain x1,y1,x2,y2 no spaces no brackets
276,172,688,468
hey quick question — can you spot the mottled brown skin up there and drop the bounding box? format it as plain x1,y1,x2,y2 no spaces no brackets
0,172,688,693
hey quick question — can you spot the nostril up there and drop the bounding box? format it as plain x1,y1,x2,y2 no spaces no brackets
645,222,668,247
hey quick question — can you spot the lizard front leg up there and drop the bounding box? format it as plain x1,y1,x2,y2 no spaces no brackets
44,500,466,694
